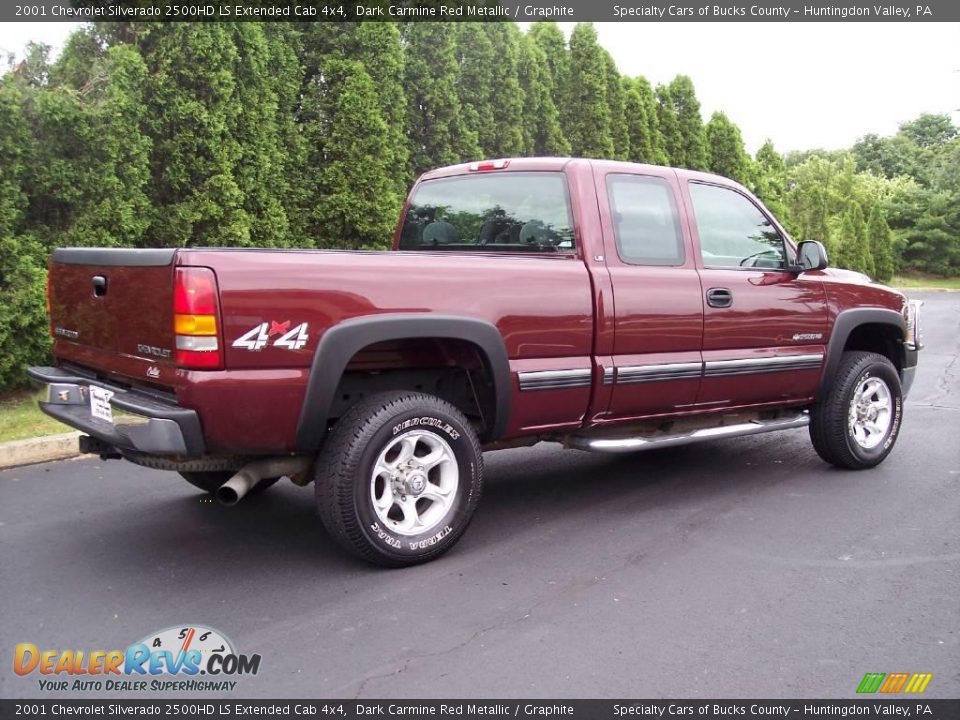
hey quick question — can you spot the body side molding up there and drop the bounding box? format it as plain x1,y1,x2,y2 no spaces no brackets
295,314,512,450
818,308,905,400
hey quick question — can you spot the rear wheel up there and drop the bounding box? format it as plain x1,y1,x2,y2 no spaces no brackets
810,351,903,469
314,391,483,567
178,471,279,495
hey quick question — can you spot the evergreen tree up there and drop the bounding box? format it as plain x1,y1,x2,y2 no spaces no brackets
455,24,496,157
404,23,478,175
668,75,709,170
311,60,400,249
634,76,668,165
705,111,751,185
834,202,872,274
528,22,570,145
139,24,253,247
565,23,613,158
754,139,790,225
602,49,629,160
867,205,895,281
516,34,569,156
483,23,526,158
623,78,653,163
349,23,409,199
655,84,682,165
0,74,50,389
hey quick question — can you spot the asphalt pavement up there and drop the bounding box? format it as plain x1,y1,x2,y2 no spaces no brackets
1,292,957,700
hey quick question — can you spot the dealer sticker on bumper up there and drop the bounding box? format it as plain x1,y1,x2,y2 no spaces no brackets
89,385,114,424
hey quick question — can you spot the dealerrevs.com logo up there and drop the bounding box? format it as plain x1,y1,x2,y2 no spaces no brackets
13,624,261,693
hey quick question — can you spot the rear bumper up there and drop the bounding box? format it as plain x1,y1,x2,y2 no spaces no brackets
27,366,205,457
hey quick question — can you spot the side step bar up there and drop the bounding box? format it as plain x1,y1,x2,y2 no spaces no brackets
566,412,809,454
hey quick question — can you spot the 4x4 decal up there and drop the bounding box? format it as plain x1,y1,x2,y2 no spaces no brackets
233,321,309,351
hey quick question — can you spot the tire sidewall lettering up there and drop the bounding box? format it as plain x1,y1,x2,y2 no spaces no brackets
847,365,902,459
392,416,461,441
359,411,477,557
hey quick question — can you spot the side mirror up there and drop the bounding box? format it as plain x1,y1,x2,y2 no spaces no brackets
795,240,829,272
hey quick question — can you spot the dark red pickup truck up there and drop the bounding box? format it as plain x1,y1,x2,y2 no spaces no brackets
29,158,922,565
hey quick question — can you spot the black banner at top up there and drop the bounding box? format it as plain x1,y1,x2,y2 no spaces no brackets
4,0,960,23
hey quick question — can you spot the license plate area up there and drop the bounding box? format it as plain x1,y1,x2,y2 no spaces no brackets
89,385,115,424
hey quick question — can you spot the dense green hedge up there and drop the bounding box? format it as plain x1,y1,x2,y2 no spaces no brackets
1,22,957,391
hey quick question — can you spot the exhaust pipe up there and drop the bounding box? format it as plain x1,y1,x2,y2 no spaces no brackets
216,456,311,506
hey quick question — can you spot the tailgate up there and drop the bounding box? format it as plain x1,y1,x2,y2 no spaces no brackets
48,248,179,383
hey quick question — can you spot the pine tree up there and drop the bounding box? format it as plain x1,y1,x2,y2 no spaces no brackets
516,34,569,156
349,23,409,199
867,205,895,281
834,202,872,274
603,49,629,160
528,22,570,146
565,23,613,158
634,76,668,165
312,59,400,249
668,75,709,170
138,24,253,247
484,23,526,158
404,23,478,175
455,23,496,158
623,78,653,163
0,74,50,389
655,84,682,165
754,139,790,225
705,111,751,185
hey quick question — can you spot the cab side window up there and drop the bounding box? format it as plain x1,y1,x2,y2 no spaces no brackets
607,174,684,266
689,183,786,270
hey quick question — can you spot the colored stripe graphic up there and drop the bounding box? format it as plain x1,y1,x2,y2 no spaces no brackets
880,673,910,693
904,673,933,694
857,673,886,693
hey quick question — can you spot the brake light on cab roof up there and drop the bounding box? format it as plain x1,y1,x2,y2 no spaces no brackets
468,159,510,171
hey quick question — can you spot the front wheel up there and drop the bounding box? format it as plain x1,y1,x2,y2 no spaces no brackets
314,391,483,567
810,351,903,469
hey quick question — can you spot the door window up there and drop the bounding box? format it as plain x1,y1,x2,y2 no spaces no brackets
689,183,786,269
607,175,684,266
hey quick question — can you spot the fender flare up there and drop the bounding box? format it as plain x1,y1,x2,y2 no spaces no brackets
295,314,512,450
818,307,905,400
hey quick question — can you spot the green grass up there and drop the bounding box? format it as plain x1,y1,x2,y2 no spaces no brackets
0,390,70,444
892,275,960,290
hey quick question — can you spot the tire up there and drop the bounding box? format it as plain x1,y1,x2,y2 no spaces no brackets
810,351,903,469
178,471,280,495
314,391,483,567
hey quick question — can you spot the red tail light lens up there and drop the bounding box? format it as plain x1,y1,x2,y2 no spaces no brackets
174,267,222,370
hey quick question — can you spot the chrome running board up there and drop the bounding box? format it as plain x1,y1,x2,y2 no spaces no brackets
566,412,809,454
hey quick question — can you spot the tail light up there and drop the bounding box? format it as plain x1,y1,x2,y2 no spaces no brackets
173,267,222,369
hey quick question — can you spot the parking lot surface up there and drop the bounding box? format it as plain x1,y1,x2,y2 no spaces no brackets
2,292,957,699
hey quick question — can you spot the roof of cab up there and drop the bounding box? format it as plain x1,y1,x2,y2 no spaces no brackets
419,157,746,193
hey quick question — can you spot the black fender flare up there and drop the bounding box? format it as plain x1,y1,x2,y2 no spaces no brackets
818,308,905,400
295,314,511,450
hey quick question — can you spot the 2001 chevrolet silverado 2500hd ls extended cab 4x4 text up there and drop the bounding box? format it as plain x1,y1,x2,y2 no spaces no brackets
29,158,922,565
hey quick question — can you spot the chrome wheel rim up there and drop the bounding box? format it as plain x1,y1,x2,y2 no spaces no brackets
370,430,459,536
848,376,893,450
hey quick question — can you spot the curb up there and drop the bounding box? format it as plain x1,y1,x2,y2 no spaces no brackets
0,432,82,470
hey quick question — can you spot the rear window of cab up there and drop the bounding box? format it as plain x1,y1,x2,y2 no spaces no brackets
398,172,575,253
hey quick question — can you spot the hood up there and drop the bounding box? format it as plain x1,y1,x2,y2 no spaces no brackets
822,267,873,285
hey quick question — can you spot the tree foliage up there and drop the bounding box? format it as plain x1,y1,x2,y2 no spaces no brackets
0,21,957,391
